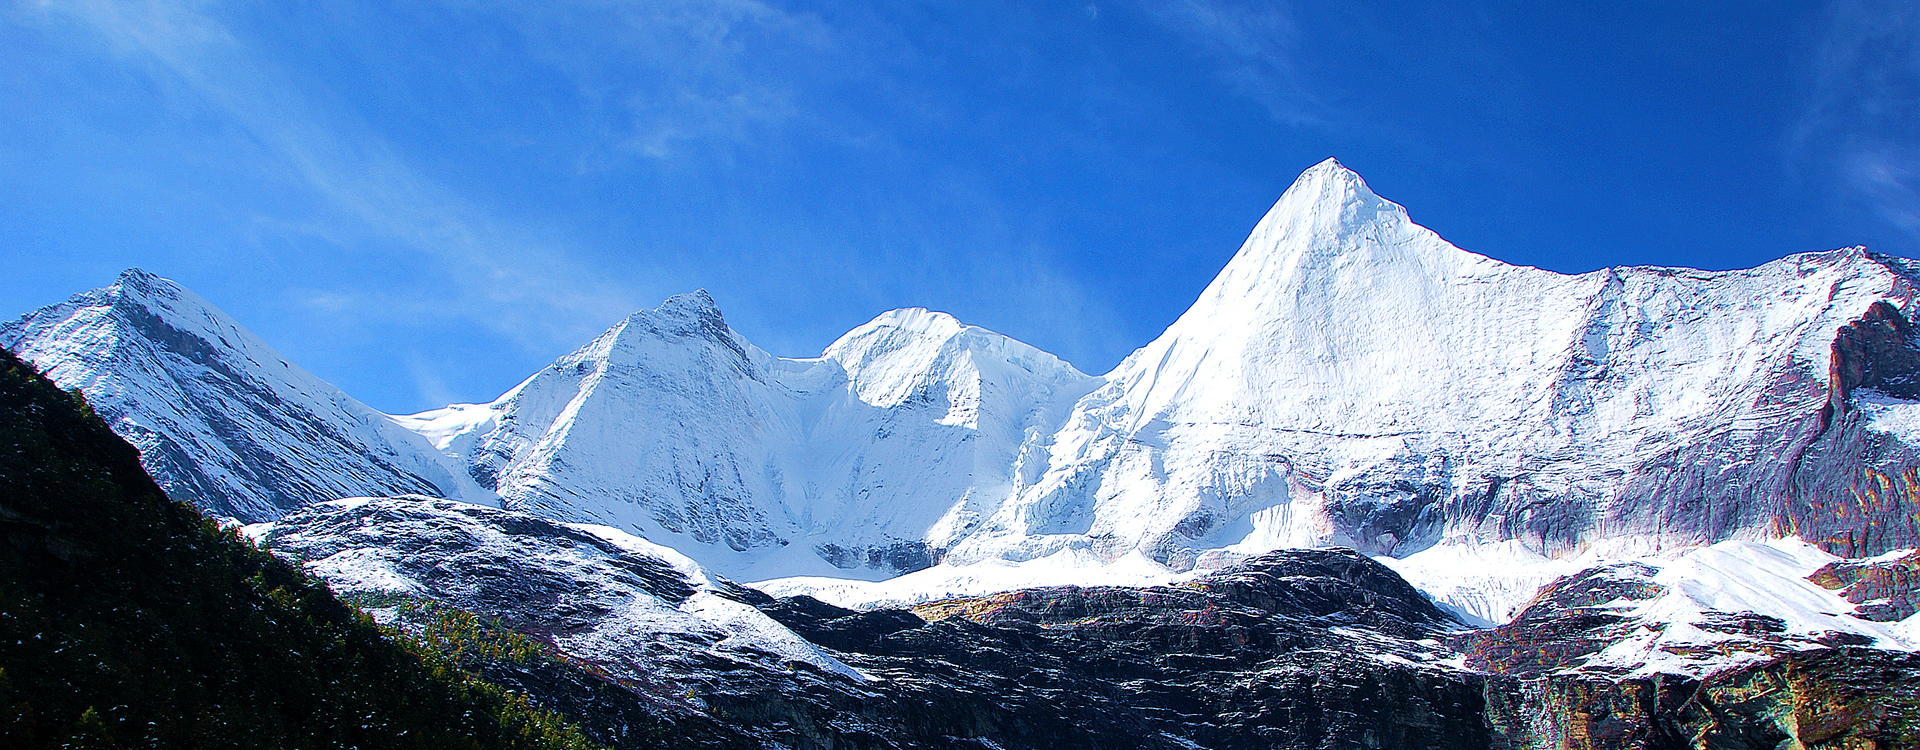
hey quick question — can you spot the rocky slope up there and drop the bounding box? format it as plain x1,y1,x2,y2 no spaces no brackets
0,269,490,521
1462,542,1920,749
257,496,1495,749
258,495,1920,749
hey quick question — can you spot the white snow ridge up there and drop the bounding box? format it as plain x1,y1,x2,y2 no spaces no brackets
391,159,1920,611
20,160,1920,642
1,269,495,521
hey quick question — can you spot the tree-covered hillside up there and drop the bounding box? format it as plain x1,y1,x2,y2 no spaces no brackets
0,347,606,749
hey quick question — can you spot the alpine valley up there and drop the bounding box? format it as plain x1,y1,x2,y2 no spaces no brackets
10,160,1920,748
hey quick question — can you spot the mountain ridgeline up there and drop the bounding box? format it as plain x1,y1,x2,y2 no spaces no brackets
0,269,491,522
13,160,1920,749
14,160,1920,584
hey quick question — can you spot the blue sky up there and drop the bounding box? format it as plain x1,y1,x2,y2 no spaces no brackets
4,0,1919,413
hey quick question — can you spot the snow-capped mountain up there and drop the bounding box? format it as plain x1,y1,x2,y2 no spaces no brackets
0,269,492,521
961,160,1920,574
409,293,1096,580
15,160,1920,747
408,159,1920,587
17,159,1920,594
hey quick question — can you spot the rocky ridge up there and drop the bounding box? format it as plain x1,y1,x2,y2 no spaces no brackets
259,496,1492,749
257,495,1920,749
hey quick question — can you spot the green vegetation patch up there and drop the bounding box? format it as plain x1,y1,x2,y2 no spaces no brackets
0,348,607,750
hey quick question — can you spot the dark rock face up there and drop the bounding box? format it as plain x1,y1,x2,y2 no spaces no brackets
1483,649,1920,750
1458,564,1667,676
1827,300,1920,420
814,540,939,575
1809,550,1920,622
743,549,1488,750
1783,298,1920,558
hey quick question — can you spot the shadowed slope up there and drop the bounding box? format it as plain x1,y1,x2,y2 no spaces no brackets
0,347,599,749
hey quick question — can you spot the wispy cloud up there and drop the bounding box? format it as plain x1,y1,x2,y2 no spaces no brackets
12,0,644,352
1797,0,1920,240
481,0,846,166
7,0,1138,397
1131,0,1318,125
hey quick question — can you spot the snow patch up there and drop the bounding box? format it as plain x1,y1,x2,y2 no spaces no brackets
756,549,1200,610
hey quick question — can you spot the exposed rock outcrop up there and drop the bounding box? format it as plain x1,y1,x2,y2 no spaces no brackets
1810,550,1920,622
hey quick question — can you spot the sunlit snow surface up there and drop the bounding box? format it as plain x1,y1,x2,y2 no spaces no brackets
2,269,497,521
251,497,870,683
1376,541,1596,627
754,549,1201,611
392,159,1920,587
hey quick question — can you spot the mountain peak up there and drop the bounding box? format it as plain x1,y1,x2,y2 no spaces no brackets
851,308,966,340
615,290,734,342
1299,156,1356,179
1261,157,1394,235
661,288,720,314
1171,159,1427,322
644,289,725,325
106,267,189,309
115,266,161,286
3,271,484,520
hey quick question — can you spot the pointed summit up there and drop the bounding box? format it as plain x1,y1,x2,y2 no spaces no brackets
1294,156,1365,189
658,288,722,317
1235,159,1404,266
597,290,748,367
115,266,162,289
1162,159,1464,343
1,271,485,520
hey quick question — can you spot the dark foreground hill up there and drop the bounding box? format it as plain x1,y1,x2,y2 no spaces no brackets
0,347,603,750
